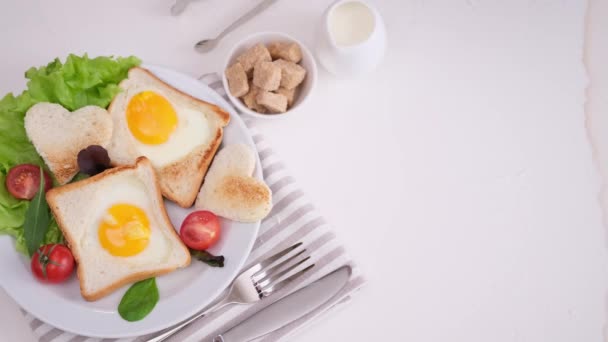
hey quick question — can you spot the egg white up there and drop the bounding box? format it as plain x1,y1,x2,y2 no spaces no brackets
121,86,211,168
80,175,170,267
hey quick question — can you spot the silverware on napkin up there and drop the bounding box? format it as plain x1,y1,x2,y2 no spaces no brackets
194,0,280,53
213,265,352,342
147,242,314,342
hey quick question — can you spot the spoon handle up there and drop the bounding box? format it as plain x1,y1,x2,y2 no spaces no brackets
171,0,191,16
216,0,280,41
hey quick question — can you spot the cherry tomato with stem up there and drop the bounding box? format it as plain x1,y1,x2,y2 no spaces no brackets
31,244,75,283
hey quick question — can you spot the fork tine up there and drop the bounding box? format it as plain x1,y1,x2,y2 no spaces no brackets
251,248,306,282
245,242,303,275
255,256,311,289
259,263,315,297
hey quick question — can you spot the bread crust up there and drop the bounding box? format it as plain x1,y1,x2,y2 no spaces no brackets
50,156,79,185
160,128,223,207
46,157,191,301
107,67,231,208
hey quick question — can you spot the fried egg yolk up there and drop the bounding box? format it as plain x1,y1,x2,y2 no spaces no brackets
126,91,178,145
98,204,151,257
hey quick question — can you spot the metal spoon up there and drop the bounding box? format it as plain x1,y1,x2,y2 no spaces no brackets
171,0,194,16
194,0,279,53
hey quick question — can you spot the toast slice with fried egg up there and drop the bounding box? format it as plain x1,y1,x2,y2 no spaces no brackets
46,157,191,301
106,67,231,208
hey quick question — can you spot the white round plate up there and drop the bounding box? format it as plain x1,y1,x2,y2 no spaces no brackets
0,65,261,338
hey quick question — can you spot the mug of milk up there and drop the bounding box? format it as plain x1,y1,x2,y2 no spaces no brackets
315,0,386,77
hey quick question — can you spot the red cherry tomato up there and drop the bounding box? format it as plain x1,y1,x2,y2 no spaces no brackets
31,244,75,283
6,164,52,200
180,211,221,250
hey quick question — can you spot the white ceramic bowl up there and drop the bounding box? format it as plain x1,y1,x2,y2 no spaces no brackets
222,32,318,119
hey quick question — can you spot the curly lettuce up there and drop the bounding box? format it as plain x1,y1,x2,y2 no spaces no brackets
0,54,140,253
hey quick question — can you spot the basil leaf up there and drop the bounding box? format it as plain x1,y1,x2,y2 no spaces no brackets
191,249,225,267
23,168,50,256
118,278,159,322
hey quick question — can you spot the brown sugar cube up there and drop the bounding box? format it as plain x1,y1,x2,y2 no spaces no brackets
224,62,249,97
273,59,306,90
268,42,302,63
275,87,297,107
256,91,288,113
241,84,267,113
236,43,271,77
253,61,281,91
241,83,260,109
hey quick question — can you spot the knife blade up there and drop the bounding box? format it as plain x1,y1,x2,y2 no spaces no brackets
213,265,351,342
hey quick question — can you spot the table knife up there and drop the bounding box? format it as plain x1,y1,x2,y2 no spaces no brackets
213,265,351,342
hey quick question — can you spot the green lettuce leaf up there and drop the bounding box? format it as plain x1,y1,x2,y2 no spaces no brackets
0,54,140,254
0,173,29,235
0,93,42,173
24,54,139,111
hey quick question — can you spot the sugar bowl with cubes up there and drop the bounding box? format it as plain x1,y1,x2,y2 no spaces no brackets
222,32,317,118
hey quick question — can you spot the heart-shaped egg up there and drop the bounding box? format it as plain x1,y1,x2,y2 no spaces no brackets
24,103,113,184
195,144,272,223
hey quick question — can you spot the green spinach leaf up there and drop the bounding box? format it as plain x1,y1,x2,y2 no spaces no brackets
118,278,159,322
23,168,50,256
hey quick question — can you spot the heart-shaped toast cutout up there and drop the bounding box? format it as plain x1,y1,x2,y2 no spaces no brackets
195,144,272,223
24,103,113,184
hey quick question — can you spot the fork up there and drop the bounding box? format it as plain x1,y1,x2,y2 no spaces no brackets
146,242,314,342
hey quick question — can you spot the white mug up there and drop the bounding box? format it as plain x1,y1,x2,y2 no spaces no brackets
315,0,387,78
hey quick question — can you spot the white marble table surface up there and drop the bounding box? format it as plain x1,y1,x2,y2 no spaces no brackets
0,0,607,341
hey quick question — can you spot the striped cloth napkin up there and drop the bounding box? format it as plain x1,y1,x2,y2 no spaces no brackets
22,73,365,342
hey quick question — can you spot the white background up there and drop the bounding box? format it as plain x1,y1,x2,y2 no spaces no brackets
1,0,607,341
